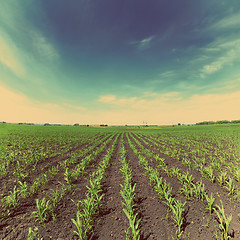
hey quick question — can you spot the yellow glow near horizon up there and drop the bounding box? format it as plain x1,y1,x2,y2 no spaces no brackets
1,84,240,125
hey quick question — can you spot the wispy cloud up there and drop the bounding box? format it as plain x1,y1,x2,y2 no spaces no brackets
213,12,240,29
98,95,116,103
98,91,181,108
2,83,240,125
130,36,154,50
0,33,25,77
95,89,240,125
200,38,240,75
31,31,59,60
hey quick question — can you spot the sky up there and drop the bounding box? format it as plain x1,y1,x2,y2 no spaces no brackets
1,0,240,125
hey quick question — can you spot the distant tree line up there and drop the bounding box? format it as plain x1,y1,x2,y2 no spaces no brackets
18,122,34,125
73,123,89,127
196,120,240,125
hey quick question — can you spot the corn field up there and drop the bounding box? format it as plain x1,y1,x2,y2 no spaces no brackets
0,123,240,239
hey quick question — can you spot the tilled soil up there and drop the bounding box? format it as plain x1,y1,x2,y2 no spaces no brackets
1,131,239,239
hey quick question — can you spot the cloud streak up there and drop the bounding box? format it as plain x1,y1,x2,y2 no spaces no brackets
200,37,240,76
31,31,59,60
130,36,154,50
0,34,25,77
96,90,240,125
213,12,240,29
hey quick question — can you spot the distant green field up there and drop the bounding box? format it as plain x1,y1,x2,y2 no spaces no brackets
1,122,240,135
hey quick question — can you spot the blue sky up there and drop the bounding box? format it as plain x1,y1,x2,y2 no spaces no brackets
1,0,240,124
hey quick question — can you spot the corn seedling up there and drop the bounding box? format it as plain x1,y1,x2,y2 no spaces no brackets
179,184,194,199
51,187,61,207
31,198,52,223
180,171,194,186
148,168,159,185
2,186,19,209
217,172,228,186
71,210,87,240
119,140,141,240
204,166,215,182
170,200,186,239
224,178,236,195
235,169,240,182
123,208,141,240
214,200,232,240
48,165,59,176
71,136,118,239
27,226,43,240
18,180,29,198
13,170,28,181
205,192,215,214
194,181,205,200
64,168,72,185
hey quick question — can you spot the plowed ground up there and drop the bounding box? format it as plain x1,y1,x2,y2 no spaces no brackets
0,132,240,239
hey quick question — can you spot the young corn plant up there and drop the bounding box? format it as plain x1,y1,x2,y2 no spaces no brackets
18,180,29,198
217,172,228,186
3,186,19,209
50,187,61,207
31,198,52,223
234,169,240,182
193,181,205,200
214,200,232,240
204,166,215,182
72,182,104,239
48,165,59,176
155,180,172,205
205,192,215,214
64,168,72,185
27,226,43,240
224,178,237,196
13,170,28,182
71,195,99,240
71,210,85,240
170,200,186,239
179,184,194,200
123,208,141,240
30,174,49,194
180,171,194,187
148,168,160,185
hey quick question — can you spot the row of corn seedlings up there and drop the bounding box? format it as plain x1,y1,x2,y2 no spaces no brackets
26,134,119,238
71,134,120,239
132,133,234,240
0,132,102,178
119,135,141,240
58,133,112,169
63,134,116,185
126,134,186,239
28,134,119,228
0,134,113,217
0,173,49,217
0,132,107,209
135,133,240,201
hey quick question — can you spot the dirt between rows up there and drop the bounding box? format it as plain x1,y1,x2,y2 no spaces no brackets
1,132,240,239
131,133,240,239
0,134,117,239
92,134,176,240
0,134,109,196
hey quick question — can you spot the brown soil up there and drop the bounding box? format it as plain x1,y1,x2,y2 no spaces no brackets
0,132,239,239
